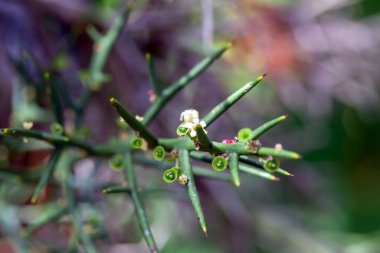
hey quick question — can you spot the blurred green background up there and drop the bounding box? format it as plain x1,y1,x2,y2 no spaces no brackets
0,0,380,252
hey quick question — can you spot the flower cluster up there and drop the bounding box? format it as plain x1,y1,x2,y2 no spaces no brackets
177,109,207,138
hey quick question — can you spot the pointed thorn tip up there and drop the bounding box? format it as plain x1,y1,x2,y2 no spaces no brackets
109,97,116,104
30,196,38,204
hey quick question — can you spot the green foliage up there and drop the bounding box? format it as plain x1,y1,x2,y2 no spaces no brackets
0,7,300,253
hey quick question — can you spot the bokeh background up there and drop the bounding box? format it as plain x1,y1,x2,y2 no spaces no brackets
1,0,380,252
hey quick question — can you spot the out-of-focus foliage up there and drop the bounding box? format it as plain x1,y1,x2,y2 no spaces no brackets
0,0,379,252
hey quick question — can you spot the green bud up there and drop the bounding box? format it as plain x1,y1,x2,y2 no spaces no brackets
132,138,143,149
237,128,253,142
172,166,182,176
109,154,125,170
50,123,64,135
176,124,190,136
163,167,179,183
212,156,227,171
264,158,280,173
153,146,165,161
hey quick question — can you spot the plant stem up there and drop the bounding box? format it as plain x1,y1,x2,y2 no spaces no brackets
20,205,68,237
1,128,96,153
194,124,214,151
146,53,162,96
102,185,131,194
31,147,63,203
256,147,301,159
239,163,279,181
89,8,131,86
179,149,207,236
143,44,230,125
203,74,266,127
109,98,158,148
133,154,230,181
123,151,158,253
251,115,287,140
228,152,240,187
46,73,64,125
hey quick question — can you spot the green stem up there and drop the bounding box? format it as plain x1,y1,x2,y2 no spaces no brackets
256,147,301,160
240,156,293,176
143,44,230,125
228,152,240,187
251,115,287,140
109,98,158,148
203,74,266,127
102,185,131,194
123,151,158,253
2,128,69,143
134,154,230,181
31,147,63,204
20,205,68,237
190,152,279,181
86,25,102,41
194,124,214,151
239,163,279,181
46,73,64,125
89,8,131,86
239,155,263,168
179,149,207,236
277,168,293,177
146,53,162,96
0,171,21,183
64,169,98,253
1,128,96,153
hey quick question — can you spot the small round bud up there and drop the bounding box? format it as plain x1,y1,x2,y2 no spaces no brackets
109,154,125,170
264,158,280,173
177,174,188,185
237,128,253,142
176,124,190,136
50,123,64,135
212,156,228,171
132,138,143,149
153,146,165,161
163,167,179,183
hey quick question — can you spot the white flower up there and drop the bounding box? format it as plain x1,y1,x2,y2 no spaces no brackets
180,109,199,123
179,109,207,138
181,119,207,138
22,121,34,130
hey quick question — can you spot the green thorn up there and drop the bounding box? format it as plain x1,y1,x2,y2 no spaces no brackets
229,152,240,187
203,74,266,127
251,115,288,140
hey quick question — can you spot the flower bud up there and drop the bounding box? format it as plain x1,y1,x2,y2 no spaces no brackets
212,156,227,171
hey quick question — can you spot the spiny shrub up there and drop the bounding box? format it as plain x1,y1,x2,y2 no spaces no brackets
0,7,300,253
